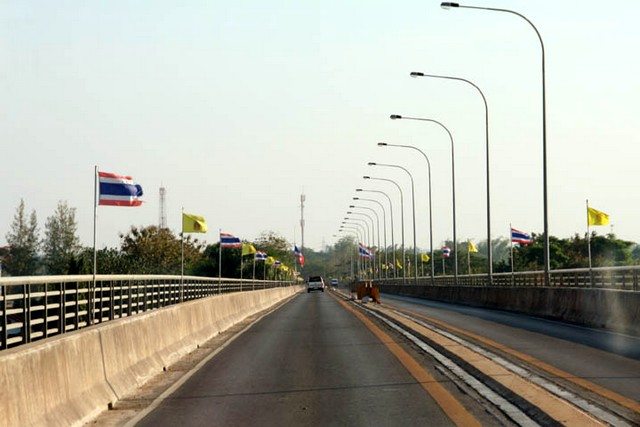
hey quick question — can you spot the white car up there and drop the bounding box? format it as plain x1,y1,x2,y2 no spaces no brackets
307,276,325,293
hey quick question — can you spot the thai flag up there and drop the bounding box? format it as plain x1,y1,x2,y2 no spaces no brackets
98,171,143,207
358,243,373,259
255,251,267,261
293,245,305,267
274,260,282,267
511,228,533,245
442,246,451,258
220,232,242,248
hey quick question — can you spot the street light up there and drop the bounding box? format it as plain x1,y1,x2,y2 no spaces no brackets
409,72,492,283
357,188,396,278
348,210,377,278
339,227,360,278
369,162,418,284
345,217,373,278
353,197,387,278
440,1,550,286
351,204,382,278
378,142,435,284
363,176,406,284
390,114,458,283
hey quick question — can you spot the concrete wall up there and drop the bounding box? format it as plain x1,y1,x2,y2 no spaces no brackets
379,285,640,336
0,286,302,427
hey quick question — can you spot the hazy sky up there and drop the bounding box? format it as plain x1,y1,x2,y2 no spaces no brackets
1,1,639,252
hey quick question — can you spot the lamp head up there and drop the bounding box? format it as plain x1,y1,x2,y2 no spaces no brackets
367,162,377,166
390,114,402,120
410,71,425,77
377,142,388,146
441,2,460,9
352,197,359,200
349,205,355,208
363,176,371,179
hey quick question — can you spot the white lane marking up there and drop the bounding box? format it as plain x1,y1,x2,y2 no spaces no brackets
392,309,631,427
357,304,539,427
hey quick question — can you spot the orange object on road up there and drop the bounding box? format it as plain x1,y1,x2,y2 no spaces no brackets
355,281,380,303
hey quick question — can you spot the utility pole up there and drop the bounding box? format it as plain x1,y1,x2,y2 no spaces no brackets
159,185,167,229
300,193,306,261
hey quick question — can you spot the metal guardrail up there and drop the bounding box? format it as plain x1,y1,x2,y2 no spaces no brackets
0,274,293,351
374,265,640,291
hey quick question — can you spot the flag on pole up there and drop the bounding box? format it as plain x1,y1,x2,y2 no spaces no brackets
265,256,276,265
468,241,478,253
395,259,403,269
294,245,305,267
274,260,282,267
242,243,257,256
420,253,430,263
98,171,143,206
358,243,372,259
442,246,451,258
220,232,242,248
510,228,533,245
182,212,207,233
255,251,267,261
587,207,610,226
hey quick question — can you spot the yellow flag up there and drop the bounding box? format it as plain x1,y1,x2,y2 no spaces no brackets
242,243,256,256
587,207,609,226
182,212,207,233
265,256,275,266
468,241,478,253
420,253,430,263
396,259,403,269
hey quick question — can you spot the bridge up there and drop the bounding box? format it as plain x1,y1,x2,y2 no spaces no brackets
1,270,639,426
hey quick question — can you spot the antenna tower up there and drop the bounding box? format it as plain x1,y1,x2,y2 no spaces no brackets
159,186,167,228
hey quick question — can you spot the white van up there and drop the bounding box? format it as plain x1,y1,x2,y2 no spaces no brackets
307,276,325,293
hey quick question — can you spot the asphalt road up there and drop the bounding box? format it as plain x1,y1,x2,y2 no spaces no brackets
137,292,457,427
381,293,640,402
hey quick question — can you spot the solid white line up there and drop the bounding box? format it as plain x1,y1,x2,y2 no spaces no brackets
124,293,300,427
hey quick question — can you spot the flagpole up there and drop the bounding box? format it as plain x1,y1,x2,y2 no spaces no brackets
180,207,184,302
586,199,593,285
467,240,471,276
218,229,222,294
510,223,515,285
91,165,98,325
240,248,243,292
252,255,256,289
442,257,445,276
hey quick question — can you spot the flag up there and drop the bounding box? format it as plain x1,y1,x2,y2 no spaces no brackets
420,253,430,263
395,259,403,269
220,232,242,248
511,228,533,245
442,246,451,258
255,251,267,261
358,243,372,259
242,243,256,256
182,212,207,233
265,256,275,265
274,260,282,267
468,241,478,253
587,207,610,226
294,245,305,267
98,171,143,206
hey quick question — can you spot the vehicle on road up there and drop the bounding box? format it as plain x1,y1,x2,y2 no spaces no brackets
307,276,325,293
330,278,339,287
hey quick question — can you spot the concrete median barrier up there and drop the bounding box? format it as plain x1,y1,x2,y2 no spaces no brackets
0,286,302,427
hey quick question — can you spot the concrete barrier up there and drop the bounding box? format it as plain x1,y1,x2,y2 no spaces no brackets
0,286,302,427
379,284,640,336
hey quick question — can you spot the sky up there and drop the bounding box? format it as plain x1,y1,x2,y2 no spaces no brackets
1,1,639,253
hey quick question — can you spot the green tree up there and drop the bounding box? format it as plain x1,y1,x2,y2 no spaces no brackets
4,199,40,276
43,201,81,274
119,226,204,274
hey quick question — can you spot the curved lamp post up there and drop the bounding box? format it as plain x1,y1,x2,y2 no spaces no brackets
440,1,550,286
409,72,491,283
363,176,406,284
357,189,396,278
390,114,458,284
347,211,377,279
350,205,382,278
353,197,387,278
378,142,435,284
369,162,418,284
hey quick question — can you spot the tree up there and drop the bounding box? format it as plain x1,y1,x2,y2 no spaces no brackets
4,199,40,276
119,226,204,274
43,201,81,274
